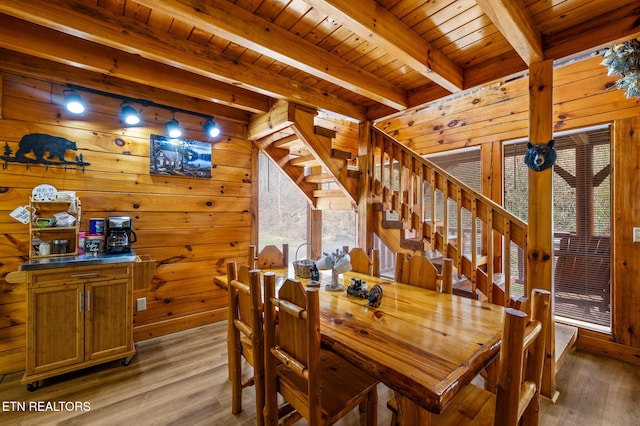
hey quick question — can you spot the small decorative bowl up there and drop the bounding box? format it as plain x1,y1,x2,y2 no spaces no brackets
35,218,56,228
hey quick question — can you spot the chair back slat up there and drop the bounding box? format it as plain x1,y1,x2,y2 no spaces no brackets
395,253,438,290
349,248,371,275
226,261,265,425
349,248,381,277
254,244,289,269
495,288,550,426
264,275,323,424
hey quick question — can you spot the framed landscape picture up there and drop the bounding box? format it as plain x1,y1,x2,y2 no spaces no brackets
149,134,212,178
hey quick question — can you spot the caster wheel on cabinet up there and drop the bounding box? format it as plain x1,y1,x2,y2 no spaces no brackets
26,381,41,392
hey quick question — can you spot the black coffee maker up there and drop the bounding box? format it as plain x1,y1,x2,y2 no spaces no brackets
105,216,137,254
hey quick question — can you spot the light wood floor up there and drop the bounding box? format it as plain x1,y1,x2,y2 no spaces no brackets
1,321,639,425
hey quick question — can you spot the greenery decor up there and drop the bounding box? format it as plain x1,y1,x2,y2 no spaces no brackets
601,39,640,98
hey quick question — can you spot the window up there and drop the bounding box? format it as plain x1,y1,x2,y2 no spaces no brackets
427,148,482,192
322,209,356,254
258,152,309,263
504,126,611,329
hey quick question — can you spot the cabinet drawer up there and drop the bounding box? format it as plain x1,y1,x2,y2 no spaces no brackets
30,265,131,287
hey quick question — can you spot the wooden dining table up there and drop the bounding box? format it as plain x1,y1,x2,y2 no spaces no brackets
215,267,504,424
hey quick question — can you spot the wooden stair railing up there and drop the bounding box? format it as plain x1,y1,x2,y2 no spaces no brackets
370,127,529,307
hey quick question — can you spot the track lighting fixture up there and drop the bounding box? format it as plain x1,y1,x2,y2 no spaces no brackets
64,85,224,138
204,118,221,138
64,90,85,114
121,104,140,126
166,118,182,138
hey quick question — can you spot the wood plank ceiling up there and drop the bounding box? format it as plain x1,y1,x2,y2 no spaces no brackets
0,0,638,124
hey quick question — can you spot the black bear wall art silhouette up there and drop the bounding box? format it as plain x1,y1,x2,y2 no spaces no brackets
1,133,90,171
523,139,557,172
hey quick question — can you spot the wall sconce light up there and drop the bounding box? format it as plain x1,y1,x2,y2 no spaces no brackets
166,117,182,138
64,90,85,114
121,104,140,126
204,118,220,138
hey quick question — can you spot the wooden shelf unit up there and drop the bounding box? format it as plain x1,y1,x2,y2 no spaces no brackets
29,198,81,259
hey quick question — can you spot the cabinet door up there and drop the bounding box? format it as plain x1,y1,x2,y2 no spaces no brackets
27,285,83,375
85,278,132,360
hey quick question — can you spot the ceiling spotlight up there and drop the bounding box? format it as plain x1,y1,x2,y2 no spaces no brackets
204,118,220,138
166,118,182,138
64,90,85,114
121,104,140,126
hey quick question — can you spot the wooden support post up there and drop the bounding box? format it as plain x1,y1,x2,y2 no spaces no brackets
250,144,259,252
310,209,322,260
527,59,557,401
358,121,374,252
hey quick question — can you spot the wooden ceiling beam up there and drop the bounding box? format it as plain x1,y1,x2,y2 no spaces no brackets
134,0,407,111
302,0,463,93
0,14,268,114
543,3,640,61
476,0,543,65
0,1,366,121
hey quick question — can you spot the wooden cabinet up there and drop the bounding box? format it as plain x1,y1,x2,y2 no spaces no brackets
29,198,82,259
23,263,135,389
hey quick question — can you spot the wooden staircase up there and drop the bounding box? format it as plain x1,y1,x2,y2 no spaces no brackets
249,101,531,308
368,127,531,307
249,100,358,210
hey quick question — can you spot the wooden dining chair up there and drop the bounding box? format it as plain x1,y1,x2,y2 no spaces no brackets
227,261,265,426
249,244,289,269
394,252,453,293
387,253,454,423
423,288,551,426
349,247,381,277
263,273,379,426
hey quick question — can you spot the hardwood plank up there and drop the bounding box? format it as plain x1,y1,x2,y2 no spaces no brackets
0,322,638,425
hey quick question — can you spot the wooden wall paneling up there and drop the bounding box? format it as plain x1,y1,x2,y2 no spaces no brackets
0,166,251,199
134,290,228,325
380,78,529,138
612,117,640,348
0,74,252,373
383,56,636,156
132,309,228,341
0,72,3,118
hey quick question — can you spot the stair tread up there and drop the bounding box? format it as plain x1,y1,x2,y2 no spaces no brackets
290,154,319,167
305,173,336,184
452,278,488,302
313,189,345,197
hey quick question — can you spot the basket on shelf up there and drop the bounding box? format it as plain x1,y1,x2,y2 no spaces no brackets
293,243,315,278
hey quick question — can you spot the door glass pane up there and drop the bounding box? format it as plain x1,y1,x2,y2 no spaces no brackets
504,127,611,328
